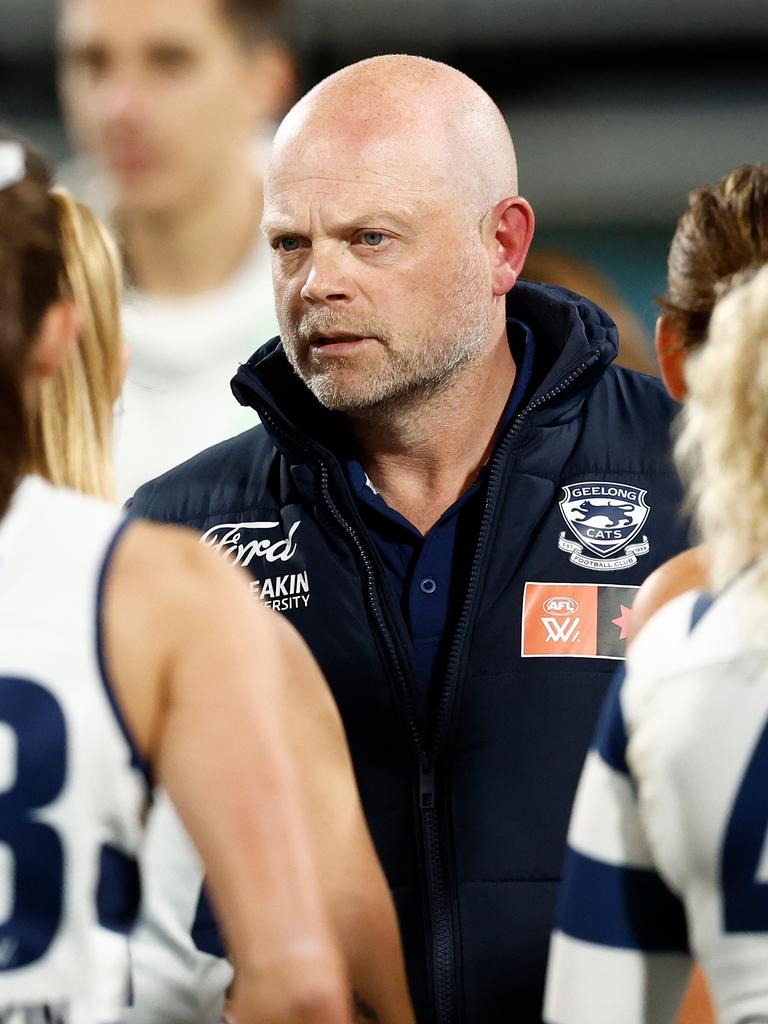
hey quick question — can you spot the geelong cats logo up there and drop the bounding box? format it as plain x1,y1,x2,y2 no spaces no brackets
558,482,650,572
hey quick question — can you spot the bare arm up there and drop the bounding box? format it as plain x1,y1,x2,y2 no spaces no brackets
105,521,350,1024
629,545,709,646
628,544,716,1024
274,617,416,1024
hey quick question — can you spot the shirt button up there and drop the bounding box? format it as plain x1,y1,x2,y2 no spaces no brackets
420,577,437,595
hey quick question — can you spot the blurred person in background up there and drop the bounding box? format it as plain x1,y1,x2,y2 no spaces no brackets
128,55,691,1023
57,0,296,500
544,261,768,1024
522,247,657,375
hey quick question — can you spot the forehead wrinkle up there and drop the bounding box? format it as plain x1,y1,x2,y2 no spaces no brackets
268,170,433,193
266,139,448,192
262,194,423,236
266,157,442,218
264,165,439,224
271,126,479,219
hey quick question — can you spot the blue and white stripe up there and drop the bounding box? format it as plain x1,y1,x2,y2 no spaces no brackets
544,672,691,1024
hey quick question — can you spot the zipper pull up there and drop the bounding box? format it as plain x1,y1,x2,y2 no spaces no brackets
420,754,435,810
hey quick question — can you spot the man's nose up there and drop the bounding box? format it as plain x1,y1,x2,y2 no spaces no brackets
300,246,355,305
99,72,147,123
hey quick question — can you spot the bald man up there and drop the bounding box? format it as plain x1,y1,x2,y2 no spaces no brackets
128,56,690,1023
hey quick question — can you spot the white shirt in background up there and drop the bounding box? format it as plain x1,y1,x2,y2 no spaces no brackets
57,151,279,504
116,239,278,502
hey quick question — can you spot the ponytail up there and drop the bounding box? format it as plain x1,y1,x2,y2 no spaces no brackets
0,129,123,511
0,133,61,516
30,190,122,501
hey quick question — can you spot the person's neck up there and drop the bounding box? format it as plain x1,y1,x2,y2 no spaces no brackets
119,168,262,298
349,330,516,535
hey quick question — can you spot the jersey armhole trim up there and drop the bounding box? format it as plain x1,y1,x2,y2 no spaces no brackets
689,592,714,633
96,517,154,788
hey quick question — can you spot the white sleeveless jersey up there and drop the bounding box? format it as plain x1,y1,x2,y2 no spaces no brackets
0,477,148,1023
122,793,231,1024
545,562,768,1024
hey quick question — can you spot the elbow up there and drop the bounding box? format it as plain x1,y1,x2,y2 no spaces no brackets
295,985,352,1024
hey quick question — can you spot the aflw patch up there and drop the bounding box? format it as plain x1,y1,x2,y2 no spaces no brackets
522,581,638,659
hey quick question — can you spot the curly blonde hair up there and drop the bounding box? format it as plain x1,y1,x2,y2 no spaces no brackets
675,263,768,595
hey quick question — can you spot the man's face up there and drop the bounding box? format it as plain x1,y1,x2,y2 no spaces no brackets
262,133,496,415
58,0,261,214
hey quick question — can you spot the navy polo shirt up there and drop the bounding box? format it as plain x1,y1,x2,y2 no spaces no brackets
345,318,536,703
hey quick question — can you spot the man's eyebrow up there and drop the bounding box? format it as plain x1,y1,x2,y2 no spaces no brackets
261,209,415,234
260,213,297,235
346,210,414,230
60,40,103,59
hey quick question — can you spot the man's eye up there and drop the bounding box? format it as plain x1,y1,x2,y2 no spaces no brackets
66,47,109,76
148,46,195,72
361,231,385,247
277,237,301,252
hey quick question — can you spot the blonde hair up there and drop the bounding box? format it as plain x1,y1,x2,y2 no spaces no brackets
29,189,123,500
675,263,768,597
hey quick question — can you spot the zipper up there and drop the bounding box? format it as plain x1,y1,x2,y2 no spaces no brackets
257,405,426,751
255,354,597,1024
420,751,457,1022
419,356,597,1023
433,356,598,751
258,404,454,1021
312,448,458,1024
317,463,426,751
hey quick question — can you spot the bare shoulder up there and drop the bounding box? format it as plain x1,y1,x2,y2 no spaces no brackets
103,519,281,758
113,519,241,589
108,521,345,759
629,545,709,644
109,519,270,623
270,613,347,750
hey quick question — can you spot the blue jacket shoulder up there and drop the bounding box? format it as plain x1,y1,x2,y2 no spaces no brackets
127,424,275,525
572,363,681,476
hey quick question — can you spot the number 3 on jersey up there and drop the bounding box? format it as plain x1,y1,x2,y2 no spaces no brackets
721,718,768,932
0,677,66,968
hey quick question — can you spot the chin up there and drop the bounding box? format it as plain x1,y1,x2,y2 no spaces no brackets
306,374,370,411
308,383,364,412
113,177,176,217
309,378,406,417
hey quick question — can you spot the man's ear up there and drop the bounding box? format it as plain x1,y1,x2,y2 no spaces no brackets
245,40,298,124
29,299,80,379
489,196,535,297
655,314,687,401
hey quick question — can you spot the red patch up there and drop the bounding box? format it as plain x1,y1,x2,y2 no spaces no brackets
522,583,598,657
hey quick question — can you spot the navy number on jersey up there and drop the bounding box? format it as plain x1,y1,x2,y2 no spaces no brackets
721,717,768,932
0,677,67,969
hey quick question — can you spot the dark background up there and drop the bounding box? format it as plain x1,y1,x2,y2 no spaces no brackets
2,0,767,345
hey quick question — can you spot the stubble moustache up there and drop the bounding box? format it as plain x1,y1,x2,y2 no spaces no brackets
278,248,494,420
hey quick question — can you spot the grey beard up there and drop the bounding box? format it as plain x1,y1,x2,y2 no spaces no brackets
278,244,494,418
283,318,489,420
